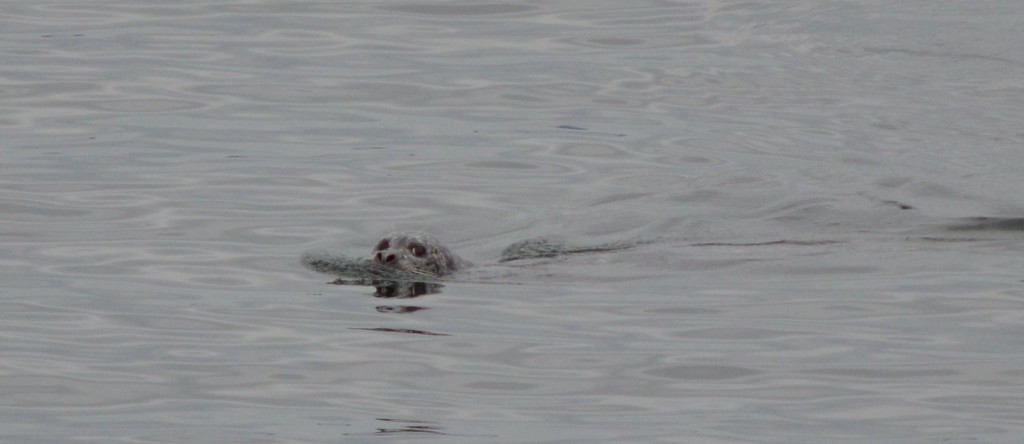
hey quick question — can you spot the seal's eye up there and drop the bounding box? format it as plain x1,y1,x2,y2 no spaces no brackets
376,239,389,251
410,244,426,257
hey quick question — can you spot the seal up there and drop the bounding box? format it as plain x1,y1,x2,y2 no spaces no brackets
302,232,642,282
370,231,469,277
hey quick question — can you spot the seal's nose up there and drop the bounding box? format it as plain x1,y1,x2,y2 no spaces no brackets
375,251,396,263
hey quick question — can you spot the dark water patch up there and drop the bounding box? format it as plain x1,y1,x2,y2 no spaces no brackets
350,327,448,336
376,305,427,314
375,418,445,435
946,217,1024,232
916,237,994,243
692,240,842,247
881,200,914,210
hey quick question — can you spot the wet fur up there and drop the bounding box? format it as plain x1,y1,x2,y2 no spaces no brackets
370,232,468,277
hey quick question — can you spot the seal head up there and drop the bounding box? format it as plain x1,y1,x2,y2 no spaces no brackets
370,232,466,277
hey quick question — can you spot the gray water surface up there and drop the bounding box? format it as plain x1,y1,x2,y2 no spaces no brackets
3,1,1024,442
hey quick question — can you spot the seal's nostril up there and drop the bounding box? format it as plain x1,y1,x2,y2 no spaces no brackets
385,254,396,263
375,252,384,262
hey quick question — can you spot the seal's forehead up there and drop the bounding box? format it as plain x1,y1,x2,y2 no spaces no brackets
385,233,413,244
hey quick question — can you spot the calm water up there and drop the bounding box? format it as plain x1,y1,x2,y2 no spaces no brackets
3,1,1024,442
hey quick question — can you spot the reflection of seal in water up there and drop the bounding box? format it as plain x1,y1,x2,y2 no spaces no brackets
371,232,469,277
